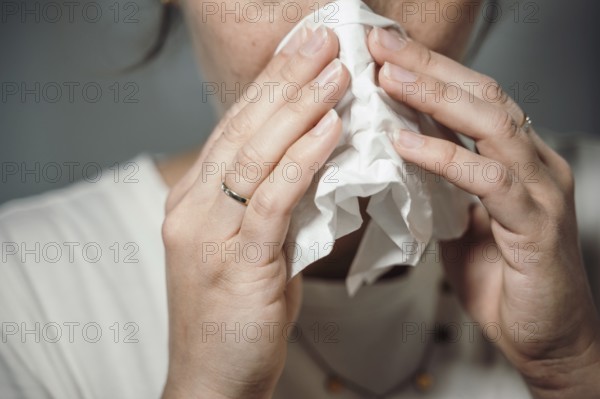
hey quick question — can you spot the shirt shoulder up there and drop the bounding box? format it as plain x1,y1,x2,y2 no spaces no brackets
0,154,170,398
0,155,167,238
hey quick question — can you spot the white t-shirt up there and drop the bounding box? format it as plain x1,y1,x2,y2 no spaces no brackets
0,156,169,398
1,141,597,398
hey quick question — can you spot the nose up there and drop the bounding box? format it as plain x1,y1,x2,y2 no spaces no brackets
362,0,395,17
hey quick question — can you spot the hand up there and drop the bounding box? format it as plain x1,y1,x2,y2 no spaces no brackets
161,26,349,399
368,27,600,398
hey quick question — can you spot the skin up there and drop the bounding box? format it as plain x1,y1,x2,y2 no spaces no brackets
159,1,600,398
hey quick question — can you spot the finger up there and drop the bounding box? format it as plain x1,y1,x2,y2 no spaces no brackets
198,27,342,230
388,128,540,233
203,26,340,170
239,109,342,247
222,59,349,202
195,26,310,160
166,26,337,212
368,27,525,125
164,104,247,212
163,27,312,212
526,130,575,191
378,61,541,170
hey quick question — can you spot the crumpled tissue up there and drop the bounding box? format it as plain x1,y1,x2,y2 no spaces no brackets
274,0,474,296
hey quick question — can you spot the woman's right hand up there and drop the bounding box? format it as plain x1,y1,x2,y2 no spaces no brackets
160,26,350,399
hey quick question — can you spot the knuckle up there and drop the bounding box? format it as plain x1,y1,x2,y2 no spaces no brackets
286,93,308,115
161,213,186,249
280,61,300,85
489,165,514,195
482,78,510,106
415,44,435,69
164,191,180,214
236,141,265,171
555,155,575,193
478,75,496,88
224,111,254,144
563,167,575,192
439,142,459,167
490,110,519,140
250,189,284,218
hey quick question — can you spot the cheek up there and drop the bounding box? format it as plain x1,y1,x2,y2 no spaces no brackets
184,1,317,85
201,26,275,81
185,0,479,96
403,20,471,58
188,22,277,84
367,0,482,59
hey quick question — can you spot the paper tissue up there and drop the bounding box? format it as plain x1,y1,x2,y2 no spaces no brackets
275,0,473,295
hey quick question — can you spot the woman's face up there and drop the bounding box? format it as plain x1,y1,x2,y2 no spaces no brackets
179,0,485,277
181,0,484,115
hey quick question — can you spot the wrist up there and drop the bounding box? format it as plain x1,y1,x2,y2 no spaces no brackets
162,380,236,399
162,378,274,399
162,365,277,399
520,334,600,399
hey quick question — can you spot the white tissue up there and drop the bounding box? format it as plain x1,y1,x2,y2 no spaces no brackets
275,0,473,296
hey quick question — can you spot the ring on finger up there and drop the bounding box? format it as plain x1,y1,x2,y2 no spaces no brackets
221,181,251,206
520,114,533,133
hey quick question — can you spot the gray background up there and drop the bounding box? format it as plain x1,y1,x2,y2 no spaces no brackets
1,0,599,204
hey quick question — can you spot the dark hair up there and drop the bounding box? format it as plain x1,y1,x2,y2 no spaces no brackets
127,2,179,71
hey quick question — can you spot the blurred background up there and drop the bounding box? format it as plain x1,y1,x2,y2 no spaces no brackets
1,0,600,303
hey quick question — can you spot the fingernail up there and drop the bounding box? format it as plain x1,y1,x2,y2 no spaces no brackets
375,27,406,51
282,26,310,55
388,129,424,149
300,26,328,56
315,59,342,86
311,109,338,136
383,62,417,82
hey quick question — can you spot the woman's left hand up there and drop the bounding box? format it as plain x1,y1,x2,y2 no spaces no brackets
367,27,600,398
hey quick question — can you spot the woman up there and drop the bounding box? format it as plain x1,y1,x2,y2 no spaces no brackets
0,0,598,398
